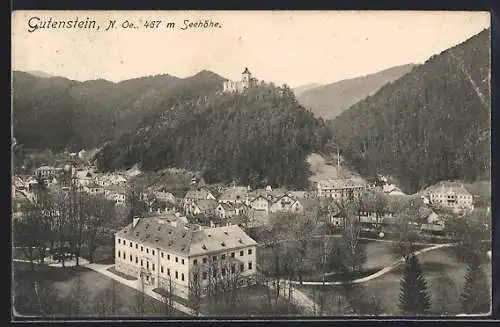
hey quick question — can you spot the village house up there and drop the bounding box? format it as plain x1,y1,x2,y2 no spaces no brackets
184,187,216,204
154,190,176,204
186,199,218,216
215,202,249,219
269,194,304,213
104,185,127,205
248,194,270,212
425,182,474,212
114,215,258,298
83,182,105,196
315,178,367,200
35,165,63,182
217,186,250,205
76,170,95,187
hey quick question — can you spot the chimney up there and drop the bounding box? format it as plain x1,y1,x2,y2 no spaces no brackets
132,217,140,228
266,185,272,192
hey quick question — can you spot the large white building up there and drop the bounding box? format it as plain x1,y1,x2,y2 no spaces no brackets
114,215,258,299
425,182,474,212
315,178,367,200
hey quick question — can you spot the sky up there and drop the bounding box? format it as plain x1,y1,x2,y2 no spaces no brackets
12,11,490,88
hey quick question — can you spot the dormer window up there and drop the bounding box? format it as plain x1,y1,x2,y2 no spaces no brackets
202,244,207,250
221,242,226,247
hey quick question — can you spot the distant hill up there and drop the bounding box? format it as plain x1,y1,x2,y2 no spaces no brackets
293,83,322,97
328,28,490,194
12,70,226,151
26,70,53,78
297,64,415,119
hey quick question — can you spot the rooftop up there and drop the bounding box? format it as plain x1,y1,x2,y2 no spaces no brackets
116,216,257,257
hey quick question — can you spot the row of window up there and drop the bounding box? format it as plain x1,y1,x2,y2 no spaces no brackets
117,250,186,281
432,194,471,199
117,239,254,266
197,261,253,280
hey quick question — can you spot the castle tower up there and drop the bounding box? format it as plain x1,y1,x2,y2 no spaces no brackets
241,67,252,88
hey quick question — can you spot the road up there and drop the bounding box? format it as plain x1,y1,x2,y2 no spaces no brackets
85,263,199,316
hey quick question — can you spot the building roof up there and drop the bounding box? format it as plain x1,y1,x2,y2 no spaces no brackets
242,67,251,75
297,198,321,211
36,165,57,171
318,178,366,190
116,216,257,257
86,182,103,189
425,181,472,196
189,224,257,256
104,184,126,194
194,199,218,211
219,203,234,211
185,188,213,200
218,187,248,202
289,191,307,199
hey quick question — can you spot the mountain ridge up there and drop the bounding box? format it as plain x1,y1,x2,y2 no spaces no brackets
12,69,228,152
328,28,490,194
297,64,416,120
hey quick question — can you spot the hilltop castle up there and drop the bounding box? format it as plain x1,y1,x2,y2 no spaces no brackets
223,67,258,93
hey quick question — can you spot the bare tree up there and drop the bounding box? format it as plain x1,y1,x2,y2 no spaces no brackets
391,198,421,261
13,203,43,271
336,198,366,274
133,273,146,316
84,194,116,263
155,276,176,315
92,280,122,317
188,265,203,316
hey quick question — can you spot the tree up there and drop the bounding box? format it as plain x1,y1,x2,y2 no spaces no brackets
392,197,421,261
92,280,122,317
13,203,43,271
336,198,366,274
156,276,176,315
399,254,431,315
434,272,456,315
459,255,490,314
133,274,146,316
126,186,148,224
188,265,203,316
84,194,116,263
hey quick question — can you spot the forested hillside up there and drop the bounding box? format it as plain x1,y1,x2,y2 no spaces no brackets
328,29,490,194
297,64,415,120
95,84,332,189
12,70,226,151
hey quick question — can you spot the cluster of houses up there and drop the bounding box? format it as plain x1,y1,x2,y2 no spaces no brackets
182,184,320,226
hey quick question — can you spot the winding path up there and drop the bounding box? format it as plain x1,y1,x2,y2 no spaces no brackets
264,243,458,314
288,243,456,286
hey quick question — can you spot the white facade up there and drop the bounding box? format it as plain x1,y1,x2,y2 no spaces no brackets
428,184,474,211
115,217,258,299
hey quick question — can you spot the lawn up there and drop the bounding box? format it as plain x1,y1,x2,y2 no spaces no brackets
12,265,186,318
199,284,301,316
257,238,423,281
297,247,492,316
